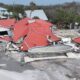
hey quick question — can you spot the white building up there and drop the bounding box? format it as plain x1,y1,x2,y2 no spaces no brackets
0,7,7,14
25,9,48,20
0,7,13,19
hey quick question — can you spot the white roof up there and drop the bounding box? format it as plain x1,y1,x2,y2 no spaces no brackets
0,27,9,31
0,15,7,19
0,7,7,11
25,9,48,20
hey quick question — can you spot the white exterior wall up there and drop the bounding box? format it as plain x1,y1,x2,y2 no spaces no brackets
0,7,13,19
25,9,48,20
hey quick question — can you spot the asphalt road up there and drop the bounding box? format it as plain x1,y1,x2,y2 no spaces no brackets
0,51,80,80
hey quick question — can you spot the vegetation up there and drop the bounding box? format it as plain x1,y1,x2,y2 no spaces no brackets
6,5,25,19
0,2,80,28
53,8,77,28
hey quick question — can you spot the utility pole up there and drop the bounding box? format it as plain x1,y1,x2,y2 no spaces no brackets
13,0,15,12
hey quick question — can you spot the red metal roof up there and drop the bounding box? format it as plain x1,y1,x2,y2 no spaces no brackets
0,19,16,28
73,37,80,44
13,18,31,42
20,31,60,51
0,36,11,42
13,18,60,51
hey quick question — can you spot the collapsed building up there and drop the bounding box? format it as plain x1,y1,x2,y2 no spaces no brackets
0,18,79,63
12,18,60,51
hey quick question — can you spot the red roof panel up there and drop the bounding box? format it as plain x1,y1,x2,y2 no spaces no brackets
73,37,80,44
0,36,11,42
13,18,31,42
0,19,16,28
12,18,60,51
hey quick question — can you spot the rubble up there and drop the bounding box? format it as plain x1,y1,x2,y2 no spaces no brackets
0,8,80,80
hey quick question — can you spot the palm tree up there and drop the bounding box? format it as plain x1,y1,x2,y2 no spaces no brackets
30,2,37,18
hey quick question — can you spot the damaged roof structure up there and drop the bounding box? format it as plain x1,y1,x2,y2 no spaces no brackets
0,18,60,51
0,18,79,63
73,37,80,44
0,19,16,28
0,19,16,42
13,18,60,51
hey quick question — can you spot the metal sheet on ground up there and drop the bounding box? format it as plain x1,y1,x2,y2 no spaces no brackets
28,45,73,54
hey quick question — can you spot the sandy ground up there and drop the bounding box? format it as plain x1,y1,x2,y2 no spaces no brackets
0,51,80,80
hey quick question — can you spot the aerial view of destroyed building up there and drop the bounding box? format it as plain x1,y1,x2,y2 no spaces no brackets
0,0,80,80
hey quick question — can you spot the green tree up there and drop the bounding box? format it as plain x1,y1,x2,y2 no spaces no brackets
7,5,25,19
54,8,77,28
